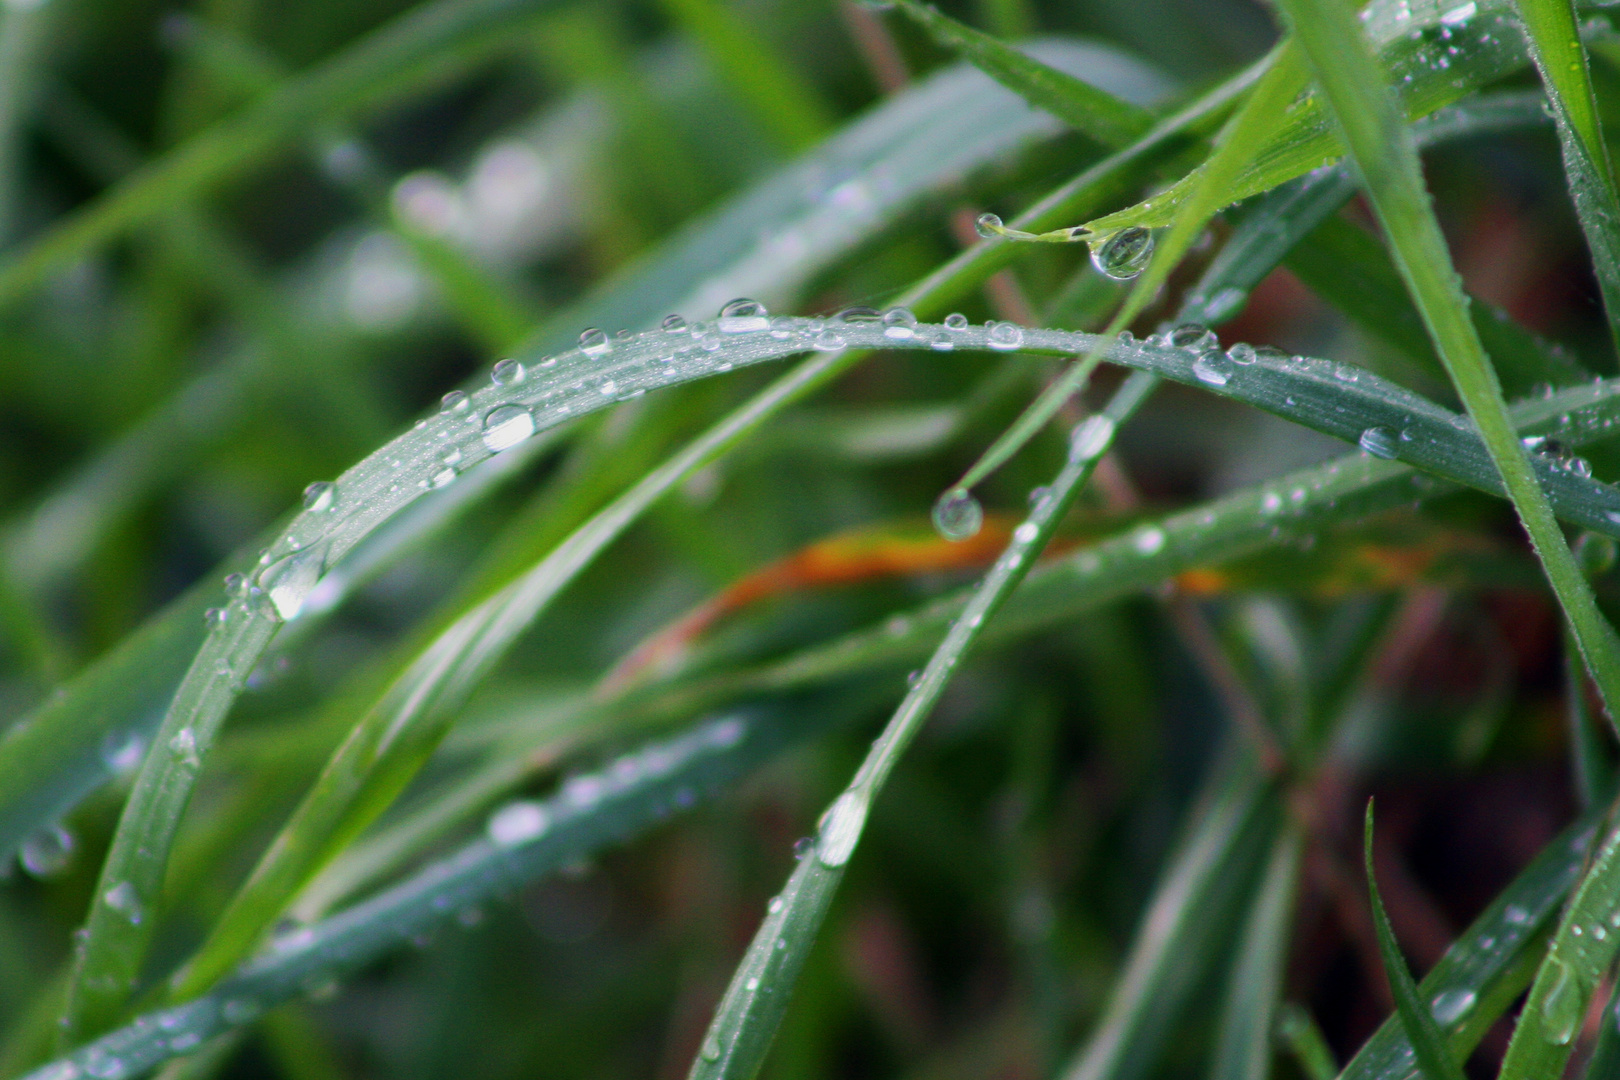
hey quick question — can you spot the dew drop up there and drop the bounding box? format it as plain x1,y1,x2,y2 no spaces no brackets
1069,414,1116,462
882,307,917,339
256,542,330,622
718,298,770,333
987,321,1024,350
943,313,969,331
578,328,611,356
104,880,144,925
169,727,201,769
838,306,881,324
814,330,846,351
1576,532,1618,576
1191,351,1233,387
1431,988,1475,1025
429,467,457,490
1540,956,1581,1045
745,977,759,992
203,607,225,628
100,731,146,777
1505,904,1531,924
1133,526,1166,555
792,837,815,860
767,896,784,914
701,1035,723,1062
932,487,983,541
975,212,1004,239
482,405,535,453
1227,342,1258,365
1169,324,1215,350
816,790,870,867
661,314,688,333
19,824,73,878
492,358,525,386
1090,226,1154,280
440,390,469,414
301,481,335,512
1359,426,1398,459
487,801,550,847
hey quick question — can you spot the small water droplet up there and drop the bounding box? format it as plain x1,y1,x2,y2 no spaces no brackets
792,837,815,860
257,542,330,621
661,314,688,333
745,977,759,992
1013,522,1039,544
482,405,535,452
1191,350,1233,387
492,358,525,386
487,801,550,846
1431,988,1476,1025
1540,956,1581,1045
767,896,784,914
301,481,335,512
881,307,917,339
1576,532,1618,576
19,824,73,878
814,329,846,351
943,313,969,331
100,731,146,777
1090,226,1154,280
838,306,881,324
1069,414,1116,462
104,880,144,925
987,322,1024,350
701,1035,723,1062
203,607,225,628
975,212,1004,239
1505,903,1531,924
1227,342,1257,365
718,298,770,333
1169,324,1215,350
579,328,611,356
1133,526,1166,555
169,727,201,768
932,487,983,541
440,390,469,414
1359,426,1398,459
817,790,870,867
429,467,457,489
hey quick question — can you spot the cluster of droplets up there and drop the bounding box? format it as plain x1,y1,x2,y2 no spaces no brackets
1523,433,1595,479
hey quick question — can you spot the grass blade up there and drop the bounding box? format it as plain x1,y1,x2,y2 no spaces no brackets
1276,1004,1337,1080
1209,823,1303,1080
1364,802,1468,1080
1274,0,1620,723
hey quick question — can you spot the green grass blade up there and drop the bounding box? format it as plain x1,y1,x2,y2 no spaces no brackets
1514,0,1620,351
1497,817,1620,1078
1274,0,1620,718
1364,802,1468,1080
1208,823,1303,1080
1583,992,1620,1080
1566,629,1614,808
888,0,1154,146
1276,1004,1337,1080
686,372,1158,1080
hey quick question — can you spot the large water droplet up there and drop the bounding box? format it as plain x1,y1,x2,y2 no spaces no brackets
1540,956,1581,1045
987,322,1024,350
1069,414,1116,462
975,212,1004,239
104,880,144,925
1359,426,1399,459
19,824,73,878
257,542,331,622
579,328,611,356
943,313,969,331
1431,988,1476,1025
817,790,870,867
301,481,335,512
1576,532,1618,576
882,307,917,339
814,330,846,351
718,298,770,333
440,390,469,414
661,314,688,333
482,405,535,453
487,801,550,846
1090,226,1154,280
1191,351,1233,387
492,358,525,386
1227,342,1258,365
932,487,983,541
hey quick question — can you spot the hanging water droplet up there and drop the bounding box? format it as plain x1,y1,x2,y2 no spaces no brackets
816,790,870,867
257,542,331,622
1576,532,1618,576
661,314,688,333
1169,324,1215,350
1359,426,1399,459
1191,351,1233,387
492,358,525,386
1227,342,1258,365
1069,414,1116,462
1540,956,1581,1045
1431,988,1476,1025
104,880,144,925
482,405,535,453
987,321,1024,350
1090,226,1154,280
440,390,469,414
718,298,770,333
19,824,74,878
975,212,1004,239
882,307,917,339
579,328,611,356
301,481,336,512
487,800,550,846
943,313,969,331
932,487,983,541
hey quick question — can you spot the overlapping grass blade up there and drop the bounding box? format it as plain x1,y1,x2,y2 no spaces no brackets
1209,824,1303,1080
1364,803,1468,1080
1513,0,1620,351
1277,1005,1337,1080
1274,0,1620,717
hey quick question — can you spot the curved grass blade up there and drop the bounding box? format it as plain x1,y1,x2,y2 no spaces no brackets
1209,822,1303,1080
1497,815,1620,1078
1277,1004,1337,1080
888,0,1153,146
685,372,1159,1080
20,696,864,1080
1274,0,1620,718
1514,0,1620,351
1364,802,1468,1080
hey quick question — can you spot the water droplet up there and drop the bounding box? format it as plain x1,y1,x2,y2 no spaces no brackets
1169,324,1215,350
1431,988,1475,1025
1191,351,1233,387
975,212,1004,238
301,481,335,512
1133,526,1166,555
223,572,245,595
1069,414,1116,462
943,313,969,331
661,314,688,333
19,824,73,877
1090,226,1154,280
482,405,535,453
1540,956,1581,1045
1569,456,1593,478
257,542,330,621
579,328,611,356
100,731,146,777
440,390,469,414
882,307,917,339
488,800,550,846
813,329,846,351
1505,904,1531,924
203,607,225,628
1227,342,1257,365
792,837,815,860
83,1050,126,1080
1576,532,1618,576
429,467,457,489
745,977,759,992
932,487,983,541
987,322,1024,350
701,1035,723,1062
1359,426,1398,459
767,896,784,914
599,380,617,396
492,358,525,386
1440,0,1475,24
104,880,144,925
169,727,201,769
718,298,770,333
1013,522,1039,544
816,790,870,867
838,306,881,324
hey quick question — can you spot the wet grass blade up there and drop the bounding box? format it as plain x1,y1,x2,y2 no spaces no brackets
888,0,1153,146
1514,0,1620,352
1276,1004,1337,1080
1364,802,1468,1080
1209,823,1303,1080
1275,0,1620,718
